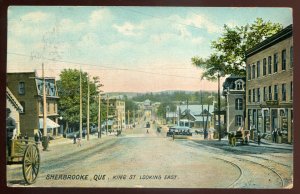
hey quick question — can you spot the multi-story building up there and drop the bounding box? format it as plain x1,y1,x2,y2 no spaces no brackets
7,72,60,137
108,98,126,129
245,24,293,143
222,75,246,133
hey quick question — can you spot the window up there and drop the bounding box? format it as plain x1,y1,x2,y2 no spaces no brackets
263,58,267,76
253,88,256,102
236,81,243,90
290,81,293,100
274,85,278,101
290,46,293,67
18,82,25,95
47,102,50,113
248,65,251,80
282,83,286,101
282,49,286,70
268,56,272,74
274,53,278,73
257,61,260,77
248,90,251,103
53,103,56,112
263,87,267,101
20,101,25,113
39,102,43,114
257,88,260,102
269,86,272,100
235,115,243,126
252,65,256,79
235,98,243,110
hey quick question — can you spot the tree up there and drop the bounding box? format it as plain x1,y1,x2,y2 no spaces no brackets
192,18,283,79
57,69,104,133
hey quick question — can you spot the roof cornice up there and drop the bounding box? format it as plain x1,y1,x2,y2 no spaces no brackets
246,24,293,58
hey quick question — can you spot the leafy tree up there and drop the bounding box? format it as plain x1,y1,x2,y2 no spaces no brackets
192,18,283,79
57,69,105,132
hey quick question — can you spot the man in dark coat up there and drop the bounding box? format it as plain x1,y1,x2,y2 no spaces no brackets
6,108,16,156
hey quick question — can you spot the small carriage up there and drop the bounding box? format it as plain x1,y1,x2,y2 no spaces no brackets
7,138,40,184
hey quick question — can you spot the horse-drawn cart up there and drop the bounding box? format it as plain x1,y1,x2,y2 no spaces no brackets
7,139,40,184
228,130,250,146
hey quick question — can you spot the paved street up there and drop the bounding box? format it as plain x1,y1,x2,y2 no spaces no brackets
7,119,293,188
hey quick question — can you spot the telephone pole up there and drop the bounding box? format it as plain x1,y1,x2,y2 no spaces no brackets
98,93,101,138
79,69,82,139
106,95,109,135
87,76,90,141
127,110,130,128
42,63,47,137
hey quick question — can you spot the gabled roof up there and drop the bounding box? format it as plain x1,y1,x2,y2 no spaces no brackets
6,87,23,112
178,105,214,116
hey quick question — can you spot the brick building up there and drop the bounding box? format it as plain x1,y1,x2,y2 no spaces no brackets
222,75,246,132
7,72,60,137
245,24,293,143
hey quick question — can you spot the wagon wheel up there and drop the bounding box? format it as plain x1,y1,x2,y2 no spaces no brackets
22,144,40,184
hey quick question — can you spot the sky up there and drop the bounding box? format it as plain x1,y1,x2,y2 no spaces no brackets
7,6,292,93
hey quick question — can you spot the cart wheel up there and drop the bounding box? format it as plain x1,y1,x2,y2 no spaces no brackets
22,144,40,184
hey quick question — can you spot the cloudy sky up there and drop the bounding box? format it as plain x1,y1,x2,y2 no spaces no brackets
7,6,292,93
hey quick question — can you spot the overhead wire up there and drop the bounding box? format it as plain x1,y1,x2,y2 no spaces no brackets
7,52,201,80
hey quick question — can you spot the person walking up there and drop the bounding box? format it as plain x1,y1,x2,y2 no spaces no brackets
274,129,278,143
73,133,77,144
6,108,16,156
257,131,261,145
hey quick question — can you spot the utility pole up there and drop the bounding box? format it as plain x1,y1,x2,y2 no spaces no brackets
42,63,47,137
127,110,130,128
79,69,82,139
106,95,109,135
98,93,101,138
218,72,221,141
42,63,48,151
87,76,90,141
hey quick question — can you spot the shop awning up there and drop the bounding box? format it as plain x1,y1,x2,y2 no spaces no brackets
39,118,60,129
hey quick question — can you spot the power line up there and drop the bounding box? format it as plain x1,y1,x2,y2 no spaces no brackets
117,7,205,31
7,52,201,80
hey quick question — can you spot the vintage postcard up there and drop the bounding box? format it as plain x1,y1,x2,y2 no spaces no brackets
6,6,293,188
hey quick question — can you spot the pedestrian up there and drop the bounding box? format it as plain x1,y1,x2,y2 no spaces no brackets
246,132,250,145
257,131,261,145
274,128,277,143
34,133,39,145
6,108,16,156
24,133,29,144
73,133,77,144
228,132,232,146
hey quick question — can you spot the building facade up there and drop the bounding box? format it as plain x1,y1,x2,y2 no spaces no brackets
7,72,60,137
6,87,23,136
178,104,214,128
245,25,293,143
108,98,126,129
223,75,246,132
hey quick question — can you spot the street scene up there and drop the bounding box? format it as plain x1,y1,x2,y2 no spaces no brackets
6,6,293,188
7,113,293,188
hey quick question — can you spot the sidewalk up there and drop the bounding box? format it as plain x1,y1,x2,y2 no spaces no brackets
47,133,109,147
249,139,293,151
